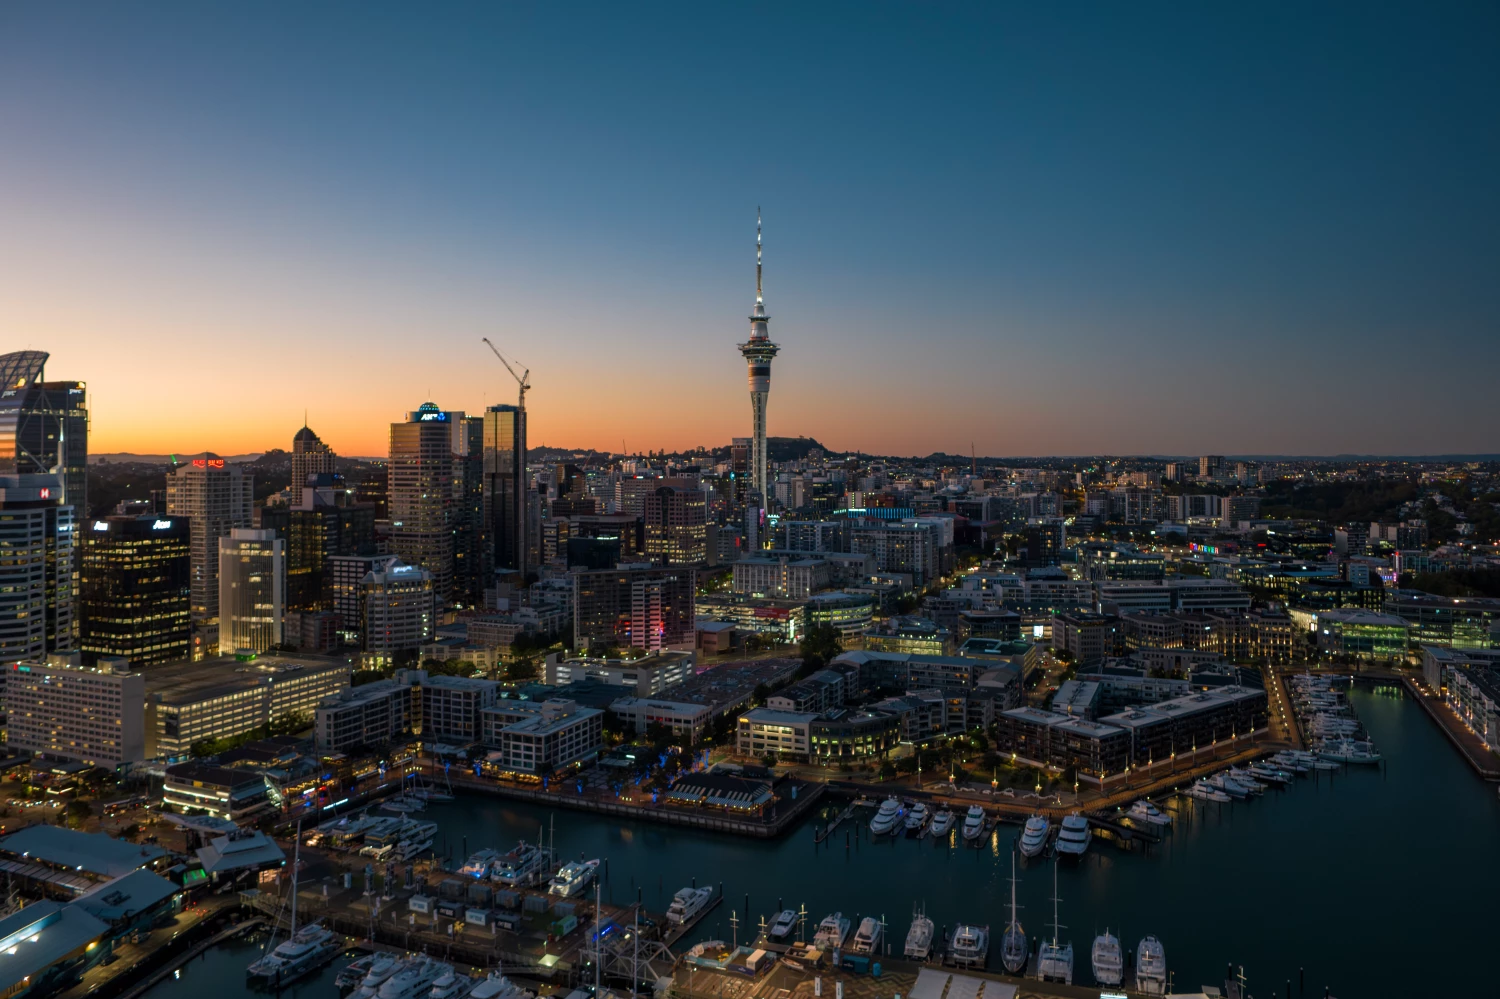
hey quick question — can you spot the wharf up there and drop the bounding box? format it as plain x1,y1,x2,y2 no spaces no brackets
439,771,827,839
812,799,867,845
1402,674,1500,779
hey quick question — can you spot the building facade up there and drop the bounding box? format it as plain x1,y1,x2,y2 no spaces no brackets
165,455,253,628
573,565,696,651
0,474,76,663
79,514,190,667
5,656,145,767
218,528,285,655
388,402,459,601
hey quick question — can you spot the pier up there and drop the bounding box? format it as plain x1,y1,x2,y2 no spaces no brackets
1402,674,1500,779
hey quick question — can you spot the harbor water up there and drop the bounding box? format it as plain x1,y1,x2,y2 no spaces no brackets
150,687,1500,998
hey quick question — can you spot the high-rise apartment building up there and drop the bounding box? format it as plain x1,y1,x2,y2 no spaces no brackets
361,560,436,660
572,565,696,652
329,553,390,645
219,528,285,655
644,484,707,565
80,513,191,666
290,424,337,501
388,402,459,601
4,655,145,768
165,454,253,625
0,473,76,663
0,351,88,518
1198,455,1224,479
484,404,526,583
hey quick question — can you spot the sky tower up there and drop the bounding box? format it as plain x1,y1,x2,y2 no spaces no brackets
738,209,780,504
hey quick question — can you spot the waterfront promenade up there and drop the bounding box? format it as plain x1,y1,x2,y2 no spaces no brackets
1402,673,1500,779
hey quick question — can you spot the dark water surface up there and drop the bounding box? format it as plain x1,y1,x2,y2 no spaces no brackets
150,688,1500,998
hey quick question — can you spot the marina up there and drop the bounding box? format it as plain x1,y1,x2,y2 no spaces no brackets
113,686,1500,999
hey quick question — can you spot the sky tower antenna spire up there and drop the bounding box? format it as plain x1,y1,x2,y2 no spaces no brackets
755,206,763,306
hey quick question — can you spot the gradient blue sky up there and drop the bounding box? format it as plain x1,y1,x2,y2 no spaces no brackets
2,3,1497,457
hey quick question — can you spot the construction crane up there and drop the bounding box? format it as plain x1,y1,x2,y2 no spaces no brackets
481,337,530,411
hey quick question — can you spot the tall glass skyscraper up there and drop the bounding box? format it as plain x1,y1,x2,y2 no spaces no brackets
484,404,527,583
0,350,88,518
80,513,191,666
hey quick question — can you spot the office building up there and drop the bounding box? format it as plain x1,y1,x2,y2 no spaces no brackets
417,673,500,743
161,762,275,821
79,513,190,667
314,672,418,752
1024,520,1066,568
733,555,831,599
143,653,350,758
388,402,459,601
644,484,707,565
573,564,696,651
1384,590,1500,650
608,696,713,743
543,650,695,695
0,350,88,518
165,454,253,627
480,699,604,775
218,528,285,655
329,553,387,644
862,616,954,656
4,655,145,768
1052,612,1122,664
783,520,843,552
453,414,487,607
735,707,815,758
362,559,436,659
849,522,940,586
1198,455,1224,479
0,474,76,662
289,424,337,502
484,403,527,582
737,213,780,502
1314,609,1409,660
259,476,377,611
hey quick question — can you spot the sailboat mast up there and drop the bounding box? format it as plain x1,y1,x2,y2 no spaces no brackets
290,817,302,933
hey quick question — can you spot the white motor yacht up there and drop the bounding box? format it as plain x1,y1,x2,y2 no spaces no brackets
1317,738,1382,764
947,924,989,968
493,841,550,888
1091,929,1123,986
1223,768,1266,793
1054,813,1091,857
347,954,402,997
430,971,472,999
666,886,714,925
466,973,533,999
1018,815,1049,857
1126,800,1171,826
459,848,502,878
903,909,934,961
929,809,956,838
961,805,987,842
1206,773,1251,799
869,796,902,836
547,859,599,897
1186,781,1230,803
904,802,931,837
850,916,882,955
814,912,851,950
1136,935,1168,995
768,909,798,942
377,958,449,999
336,955,379,991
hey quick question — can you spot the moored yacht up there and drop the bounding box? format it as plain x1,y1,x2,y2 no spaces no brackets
1000,852,1027,975
547,859,599,897
1018,815,1049,857
459,848,501,878
849,916,882,955
903,909,934,961
246,923,341,986
666,886,714,925
429,970,472,999
961,805,987,842
1091,929,1123,986
929,809,956,838
1205,773,1250,799
346,954,401,997
814,912,851,950
1136,935,1168,995
947,924,989,968
336,955,381,991
466,972,533,999
869,796,903,836
768,908,798,942
904,802,931,837
376,958,448,999
493,841,550,888
1127,800,1171,826
1186,780,1230,803
1036,860,1073,984
1054,813,1091,857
